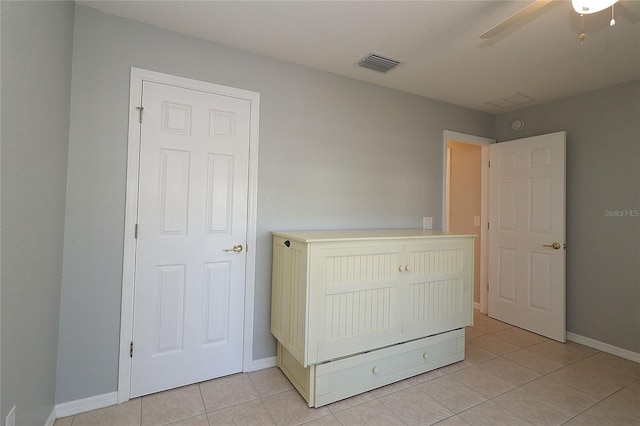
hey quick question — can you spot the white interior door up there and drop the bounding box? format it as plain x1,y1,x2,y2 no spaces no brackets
130,81,250,397
488,131,566,342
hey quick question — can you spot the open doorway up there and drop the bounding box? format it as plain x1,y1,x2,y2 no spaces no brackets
442,131,493,313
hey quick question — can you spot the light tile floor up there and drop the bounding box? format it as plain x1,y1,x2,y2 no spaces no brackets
55,311,640,425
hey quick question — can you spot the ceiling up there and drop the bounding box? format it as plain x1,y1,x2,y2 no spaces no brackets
79,0,640,114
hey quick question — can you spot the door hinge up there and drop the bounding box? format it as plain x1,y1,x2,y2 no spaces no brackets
487,222,490,230
488,160,491,168
130,341,134,358
136,106,144,123
134,224,139,239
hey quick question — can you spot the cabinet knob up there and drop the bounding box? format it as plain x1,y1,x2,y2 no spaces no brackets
422,352,429,360
398,265,405,272
404,265,410,272
372,367,379,374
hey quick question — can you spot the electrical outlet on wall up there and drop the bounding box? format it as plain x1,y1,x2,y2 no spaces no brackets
423,217,433,230
6,406,16,426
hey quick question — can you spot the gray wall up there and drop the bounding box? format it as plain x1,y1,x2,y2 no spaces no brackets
0,1,74,424
496,80,640,353
55,5,495,403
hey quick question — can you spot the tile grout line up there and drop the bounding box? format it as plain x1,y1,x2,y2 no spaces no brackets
247,372,279,426
483,344,630,426
196,382,209,426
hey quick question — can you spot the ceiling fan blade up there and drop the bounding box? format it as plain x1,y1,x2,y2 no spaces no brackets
480,0,553,39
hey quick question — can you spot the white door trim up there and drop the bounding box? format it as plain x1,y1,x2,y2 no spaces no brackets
118,68,260,403
442,131,494,314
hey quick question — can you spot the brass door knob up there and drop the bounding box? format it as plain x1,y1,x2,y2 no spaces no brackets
223,244,243,253
543,242,561,250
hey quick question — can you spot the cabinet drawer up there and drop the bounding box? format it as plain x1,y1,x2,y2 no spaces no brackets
314,329,464,406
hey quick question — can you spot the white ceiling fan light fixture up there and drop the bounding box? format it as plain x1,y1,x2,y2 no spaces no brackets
574,0,619,44
480,0,626,43
571,0,618,14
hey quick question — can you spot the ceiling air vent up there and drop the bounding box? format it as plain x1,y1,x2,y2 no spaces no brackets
485,92,534,108
358,53,401,73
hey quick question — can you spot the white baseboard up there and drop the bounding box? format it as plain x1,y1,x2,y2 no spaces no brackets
55,392,118,419
473,302,481,310
244,356,277,372
44,408,56,426
566,332,640,363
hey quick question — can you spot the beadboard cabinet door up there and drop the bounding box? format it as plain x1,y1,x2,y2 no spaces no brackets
315,244,405,362
403,239,474,338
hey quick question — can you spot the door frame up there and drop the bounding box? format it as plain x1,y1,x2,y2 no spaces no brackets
442,131,494,314
117,68,260,403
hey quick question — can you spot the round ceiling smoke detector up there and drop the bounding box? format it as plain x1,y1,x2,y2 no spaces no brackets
510,119,525,132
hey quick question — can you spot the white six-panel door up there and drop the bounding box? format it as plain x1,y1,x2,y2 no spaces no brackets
488,132,566,342
130,81,251,397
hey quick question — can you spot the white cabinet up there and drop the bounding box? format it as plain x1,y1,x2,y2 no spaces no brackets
271,229,474,407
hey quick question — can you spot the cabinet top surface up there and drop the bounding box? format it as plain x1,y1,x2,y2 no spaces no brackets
272,229,475,243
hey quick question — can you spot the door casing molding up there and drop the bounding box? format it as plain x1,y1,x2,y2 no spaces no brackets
442,130,494,314
118,68,260,403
